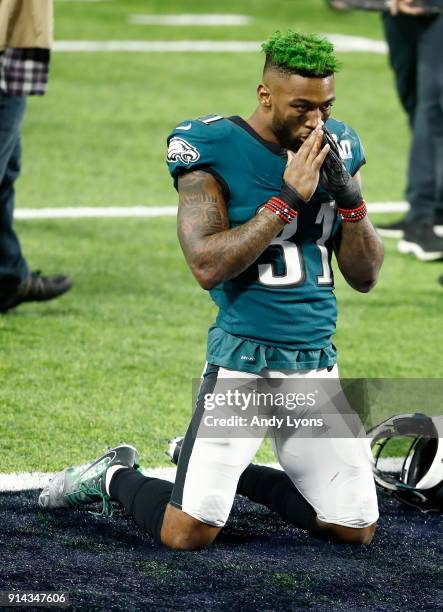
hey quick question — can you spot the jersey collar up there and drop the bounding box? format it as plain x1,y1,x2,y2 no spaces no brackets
228,116,286,157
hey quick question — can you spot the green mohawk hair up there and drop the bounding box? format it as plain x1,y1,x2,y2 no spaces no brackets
262,30,341,77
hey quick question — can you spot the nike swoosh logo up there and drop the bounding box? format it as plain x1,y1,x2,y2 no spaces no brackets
176,123,192,131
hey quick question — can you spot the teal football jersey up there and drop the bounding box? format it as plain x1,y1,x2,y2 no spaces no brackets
166,115,365,361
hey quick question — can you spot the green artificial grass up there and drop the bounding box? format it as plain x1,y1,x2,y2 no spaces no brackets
19,51,406,207
0,217,441,472
19,0,403,207
1,0,440,474
53,0,384,42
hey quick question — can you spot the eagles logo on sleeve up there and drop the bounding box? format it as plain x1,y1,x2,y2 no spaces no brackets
167,137,200,165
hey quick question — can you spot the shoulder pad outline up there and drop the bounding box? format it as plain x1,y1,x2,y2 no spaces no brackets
196,114,224,125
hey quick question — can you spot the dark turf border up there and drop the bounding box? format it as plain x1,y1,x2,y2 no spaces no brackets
0,489,441,611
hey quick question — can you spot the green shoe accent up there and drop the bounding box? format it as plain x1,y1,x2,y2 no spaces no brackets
38,444,139,515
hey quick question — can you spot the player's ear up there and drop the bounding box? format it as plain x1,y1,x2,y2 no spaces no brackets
257,82,272,108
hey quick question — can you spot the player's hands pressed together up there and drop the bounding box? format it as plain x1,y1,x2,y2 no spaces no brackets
178,126,330,289
178,128,331,290
283,126,330,201
320,126,363,210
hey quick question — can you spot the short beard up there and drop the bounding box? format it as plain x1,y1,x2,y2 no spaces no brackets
271,116,302,151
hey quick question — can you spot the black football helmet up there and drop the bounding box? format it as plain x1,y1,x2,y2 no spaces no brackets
368,413,443,512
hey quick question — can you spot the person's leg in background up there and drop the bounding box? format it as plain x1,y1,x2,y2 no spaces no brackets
0,90,72,312
377,13,443,255
381,11,422,126
425,15,443,236
0,92,28,305
399,14,443,260
377,12,420,238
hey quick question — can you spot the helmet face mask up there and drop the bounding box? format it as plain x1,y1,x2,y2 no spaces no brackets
369,413,443,512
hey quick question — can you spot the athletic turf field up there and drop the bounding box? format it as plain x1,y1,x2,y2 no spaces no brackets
0,1,441,609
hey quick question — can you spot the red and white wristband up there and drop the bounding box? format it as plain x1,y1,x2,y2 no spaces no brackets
338,200,367,223
263,197,297,224
262,184,306,224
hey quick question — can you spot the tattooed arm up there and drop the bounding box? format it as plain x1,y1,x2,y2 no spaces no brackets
178,170,285,289
333,172,384,293
177,170,285,290
177,127,330,290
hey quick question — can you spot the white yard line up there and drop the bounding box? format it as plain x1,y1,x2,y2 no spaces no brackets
128,14,252,26
323,34,387,54
53,35,388,53
0,459,399,492
367,202,408,213
15,206,178,220
53,41,260,52
14,202,408,221
0,467,177,492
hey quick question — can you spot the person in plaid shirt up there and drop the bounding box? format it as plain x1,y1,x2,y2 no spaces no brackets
0,0,72,312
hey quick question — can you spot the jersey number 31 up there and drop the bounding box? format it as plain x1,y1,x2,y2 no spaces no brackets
258,202,335,287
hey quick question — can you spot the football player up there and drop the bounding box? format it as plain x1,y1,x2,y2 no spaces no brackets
39,31,384,549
